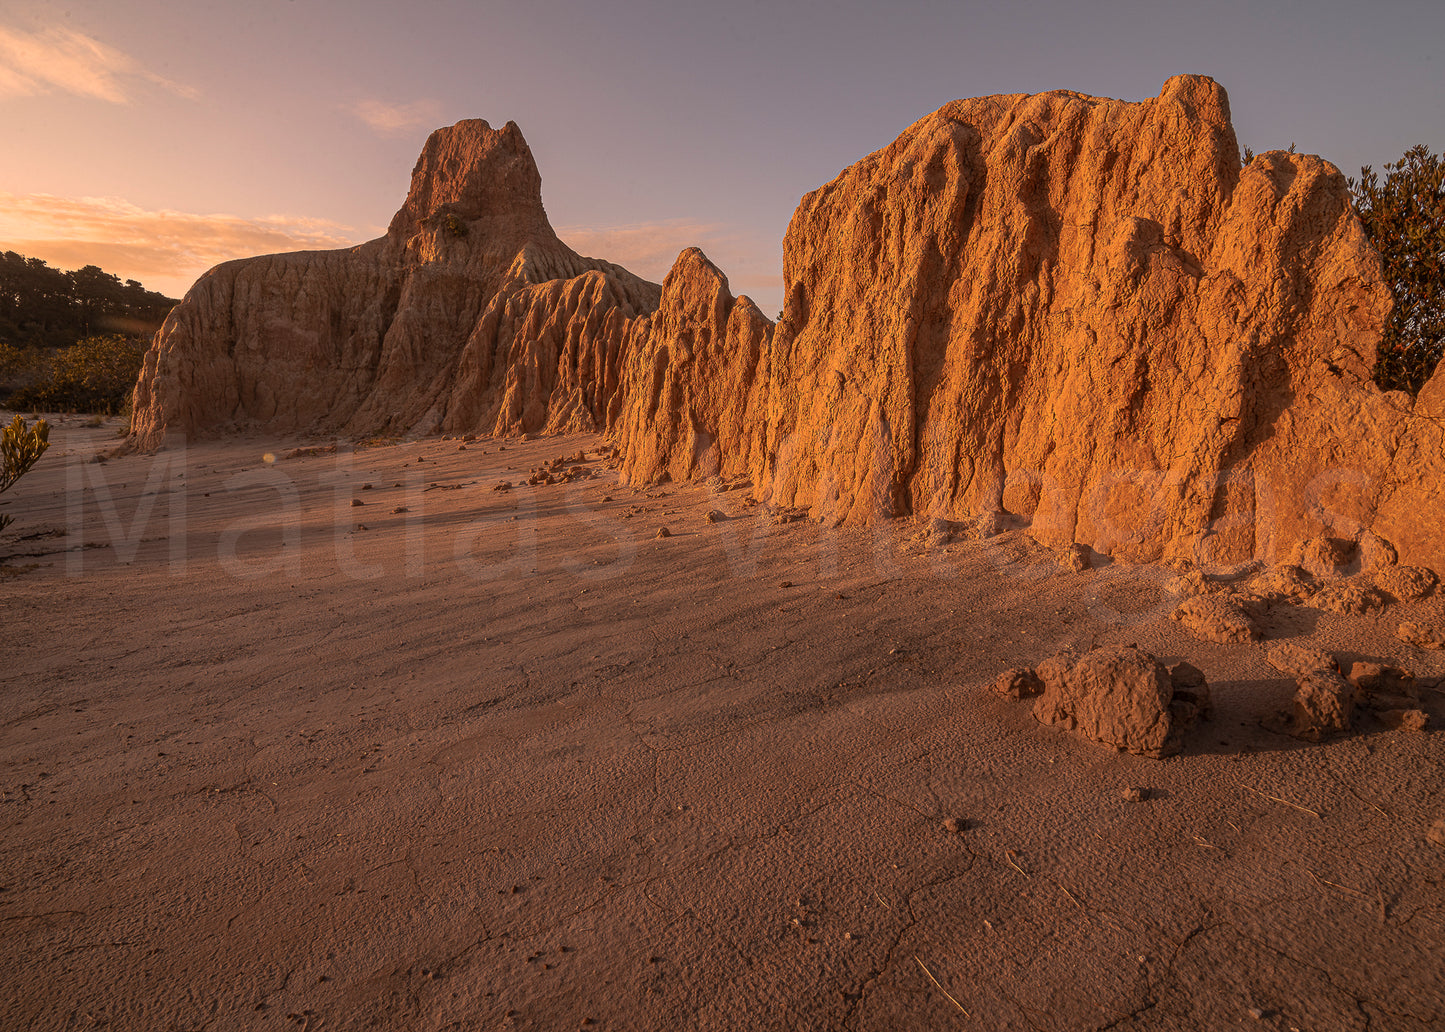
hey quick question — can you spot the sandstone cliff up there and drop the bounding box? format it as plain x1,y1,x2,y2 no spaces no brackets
609,248,774,486
613,76,1444,572
131,79,1445,573
129,120,659,449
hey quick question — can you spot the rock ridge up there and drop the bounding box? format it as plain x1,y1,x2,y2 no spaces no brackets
129,79,1445,572
130,119,661,448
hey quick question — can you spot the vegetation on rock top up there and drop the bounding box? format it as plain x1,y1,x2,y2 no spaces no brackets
1350,145,1445,395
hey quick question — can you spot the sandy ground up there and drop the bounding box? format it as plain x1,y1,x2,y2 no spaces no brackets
2,414,1444,1032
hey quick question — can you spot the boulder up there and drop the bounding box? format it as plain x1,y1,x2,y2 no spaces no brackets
1031,646,1208,758
1171,594,1262,644
1289,669,1356,740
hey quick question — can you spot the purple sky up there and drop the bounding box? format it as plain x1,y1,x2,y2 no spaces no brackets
1,0,1441,313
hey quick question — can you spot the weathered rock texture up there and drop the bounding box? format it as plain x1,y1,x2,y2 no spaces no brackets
130,120,660,448
1030,646,1209,758
130,78,1445,575
609,248,774,486
612,76,1445,572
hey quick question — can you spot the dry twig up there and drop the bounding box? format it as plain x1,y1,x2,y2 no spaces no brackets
915,956,969,1017
1236,783,1321,818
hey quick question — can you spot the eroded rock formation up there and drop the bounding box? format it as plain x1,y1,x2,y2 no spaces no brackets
130,77,1445,573
617,75,1445,572
130,120,659,448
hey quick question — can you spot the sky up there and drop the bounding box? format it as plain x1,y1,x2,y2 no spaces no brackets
0,0,1441,314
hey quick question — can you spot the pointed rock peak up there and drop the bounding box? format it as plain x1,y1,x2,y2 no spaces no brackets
1156,74,1231,125
387,118,549,240
662,247,732,304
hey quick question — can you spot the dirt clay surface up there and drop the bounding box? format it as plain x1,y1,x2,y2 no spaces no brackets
3,417,1444,1031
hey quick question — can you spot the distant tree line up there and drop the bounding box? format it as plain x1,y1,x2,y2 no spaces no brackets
0,251,177,350
0,252,176,415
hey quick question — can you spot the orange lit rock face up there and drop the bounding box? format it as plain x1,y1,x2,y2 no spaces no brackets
131,80,1445,572
130,119,659,449
618,75,1442,572
745,78,1393,557
610,248,774,488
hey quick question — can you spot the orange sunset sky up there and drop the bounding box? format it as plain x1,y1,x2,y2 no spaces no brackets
2,0,1442,314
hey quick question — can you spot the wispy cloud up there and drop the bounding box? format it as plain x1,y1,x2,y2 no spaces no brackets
0,24,196,103
352,98,443,135
0,193,363,298
559,218,783,311
560,219,725,283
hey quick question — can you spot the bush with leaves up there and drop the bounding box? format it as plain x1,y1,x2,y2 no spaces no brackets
7,334,148,415
1,414,49,532
1350,145,1445,394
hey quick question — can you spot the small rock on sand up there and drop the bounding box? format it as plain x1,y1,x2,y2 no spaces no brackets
1031,646,1209,758
1289,669,1356,740
1347,662,1416,698
1357,532,1397,572
1377,565,1438,602
1378,709,1429,732
992,667,1044,700
1247,564,1316,603
1164,568,1208,598
941,816,966,834
1425,820,1445,847
351,498,365,507
1289,536,1355,580
1171,594,1261,644
975,512,1006,539
1266,643,1336,678
705,510,726,524
1309,581,1387,615
1398,622,1445,650
1058,544,1089,572
1122,787,1147,803
655,526,672,539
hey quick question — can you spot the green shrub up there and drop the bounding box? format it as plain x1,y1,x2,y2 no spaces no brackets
1350,145,1445,395
1,414,49,532
8,334,148,415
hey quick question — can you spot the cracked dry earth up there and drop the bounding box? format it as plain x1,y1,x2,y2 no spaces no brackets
3,417,1444,1032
